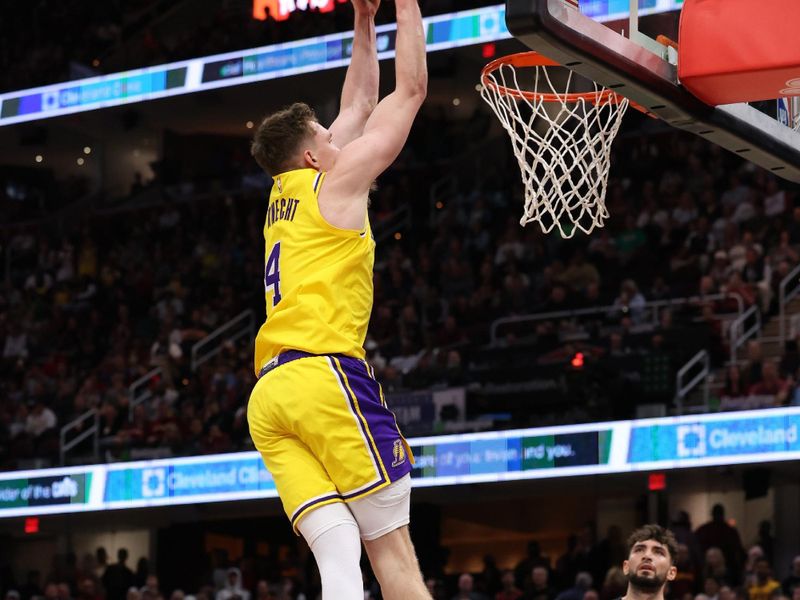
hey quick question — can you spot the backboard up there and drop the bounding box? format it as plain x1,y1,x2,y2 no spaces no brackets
505,0,800,183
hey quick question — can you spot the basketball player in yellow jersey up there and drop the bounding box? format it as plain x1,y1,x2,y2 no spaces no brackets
247,0,429,598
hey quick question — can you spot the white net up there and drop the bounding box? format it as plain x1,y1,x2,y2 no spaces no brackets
481,56,629,238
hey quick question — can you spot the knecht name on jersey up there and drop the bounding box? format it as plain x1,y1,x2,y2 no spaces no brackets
267,197,300,228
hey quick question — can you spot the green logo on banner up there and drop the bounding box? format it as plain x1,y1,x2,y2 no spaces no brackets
522,435,557,470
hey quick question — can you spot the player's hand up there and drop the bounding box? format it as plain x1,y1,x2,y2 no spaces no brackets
352,0,380,17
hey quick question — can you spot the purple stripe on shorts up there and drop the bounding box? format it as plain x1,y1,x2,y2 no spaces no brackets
336,355,413,485
291,492,342,528
330,357,386,486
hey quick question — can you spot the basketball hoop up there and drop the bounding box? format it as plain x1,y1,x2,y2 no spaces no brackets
480,51,631,238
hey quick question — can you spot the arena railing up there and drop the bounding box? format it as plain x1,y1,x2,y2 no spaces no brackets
791,314,800,341
779,262,800,346
59,309,256,465
489,292,745,346
128,366,162,420
728,304,762,364
59,408,99,466
674,349,710,415
190,309,256,371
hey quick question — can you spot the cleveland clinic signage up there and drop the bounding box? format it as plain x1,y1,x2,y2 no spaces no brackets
2,407,800,518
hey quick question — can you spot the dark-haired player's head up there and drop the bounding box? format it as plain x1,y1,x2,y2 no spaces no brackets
252,103,340,176
623,525,679,595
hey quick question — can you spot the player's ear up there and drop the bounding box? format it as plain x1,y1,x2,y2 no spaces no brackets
303,149,319,170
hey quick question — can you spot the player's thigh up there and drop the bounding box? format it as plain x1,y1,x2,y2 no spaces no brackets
248,369,339,530
294,355,414,500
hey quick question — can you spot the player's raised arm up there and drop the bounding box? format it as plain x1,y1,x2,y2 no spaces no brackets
328,0,381,147
323,0,427,198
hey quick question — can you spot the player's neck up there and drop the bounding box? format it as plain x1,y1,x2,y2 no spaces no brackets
622,585,665,600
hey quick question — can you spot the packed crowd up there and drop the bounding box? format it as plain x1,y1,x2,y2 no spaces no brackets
3,507,800,600
1,103,800,468
1,192,260,467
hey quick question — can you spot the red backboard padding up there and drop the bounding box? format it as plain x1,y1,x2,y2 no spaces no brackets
678,0,800,105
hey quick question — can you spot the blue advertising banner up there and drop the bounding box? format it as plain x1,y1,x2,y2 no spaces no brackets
2,407,799,518
104,454,277,506
629,411,800,464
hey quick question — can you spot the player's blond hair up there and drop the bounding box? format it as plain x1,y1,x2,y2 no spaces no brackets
251,102,316,175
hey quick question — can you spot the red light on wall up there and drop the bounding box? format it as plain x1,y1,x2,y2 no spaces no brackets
570,352,584,368
482,43,496,59
24,517,39,534
648,473,666,491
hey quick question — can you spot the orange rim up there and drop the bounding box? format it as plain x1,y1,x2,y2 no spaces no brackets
481,51,652,115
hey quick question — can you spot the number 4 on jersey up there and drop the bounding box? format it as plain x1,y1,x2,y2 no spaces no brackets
264,241,282,307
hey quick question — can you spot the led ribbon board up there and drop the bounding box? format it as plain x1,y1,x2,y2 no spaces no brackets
1,407,799,518
0,5,510,127
0,1,686,126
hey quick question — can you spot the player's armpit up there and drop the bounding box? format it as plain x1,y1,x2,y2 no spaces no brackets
324,90,424,201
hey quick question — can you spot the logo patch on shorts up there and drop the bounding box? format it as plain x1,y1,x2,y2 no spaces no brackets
391,439,406,467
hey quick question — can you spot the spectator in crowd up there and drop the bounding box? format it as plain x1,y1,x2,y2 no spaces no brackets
140,575,160,599
452,573,489,600
612,280,646,324
514,542,550,593
703,548,734,587
747,559,781,600
497,570,523,600
24,399,56,439
216,569,250,600
669,545,697,600
704,577,722,600
482,556,503,597
43,583,59,600
745,547,767,587
670,511,702,568
748,361,791,404
599,568,627,600
555,573,593,600
102,549,135,600
695,505,745,581
722,366,748,399
782,556,800,597
19,570,43,600
594,527,627,587
525,567,556,600
77,576,102,600
56,583,72,600
718,585,735,600
95,548,108,580
744,342,766,387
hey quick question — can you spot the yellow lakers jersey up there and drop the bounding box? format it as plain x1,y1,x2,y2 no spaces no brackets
253,168,375,374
